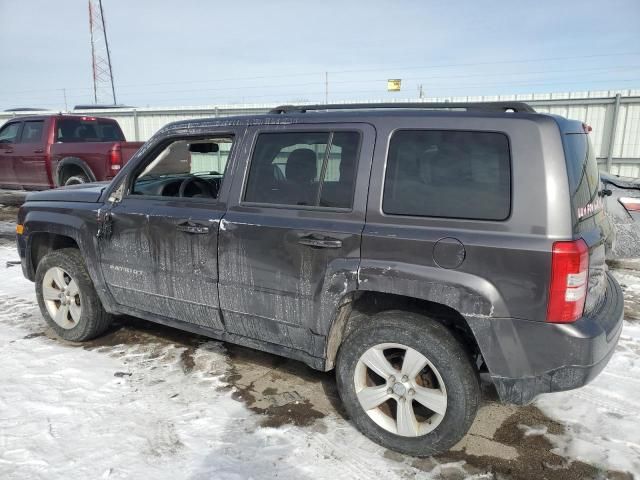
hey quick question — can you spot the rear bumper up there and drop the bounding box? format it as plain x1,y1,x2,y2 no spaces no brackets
467,273,624,405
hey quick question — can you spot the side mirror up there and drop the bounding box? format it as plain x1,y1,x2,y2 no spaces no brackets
189,142,219,154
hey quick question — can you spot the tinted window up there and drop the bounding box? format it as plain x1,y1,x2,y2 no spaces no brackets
244,131,360,208
56,118,125,143
20,121,44,143
383,130,511,220
0,123,21,143
563,134,600,219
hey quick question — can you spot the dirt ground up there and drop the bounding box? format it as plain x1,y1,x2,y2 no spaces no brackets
0,204,18,222
60,312,627,480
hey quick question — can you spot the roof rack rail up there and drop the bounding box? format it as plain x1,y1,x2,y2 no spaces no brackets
269,101,536,114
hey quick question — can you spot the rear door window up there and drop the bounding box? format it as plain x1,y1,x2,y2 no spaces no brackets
20,121,44,143
383,130,511,220
243,131,361,208
56,118,125,143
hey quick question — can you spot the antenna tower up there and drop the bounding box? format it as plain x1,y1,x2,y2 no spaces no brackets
88,0,116,104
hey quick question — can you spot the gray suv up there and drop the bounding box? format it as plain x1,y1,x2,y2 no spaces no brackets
16,102,624,456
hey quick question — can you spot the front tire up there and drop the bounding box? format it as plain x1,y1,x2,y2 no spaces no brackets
35,248,111,341
336,310,480,456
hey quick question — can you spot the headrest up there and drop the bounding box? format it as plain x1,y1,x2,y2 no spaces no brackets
285,148,317,183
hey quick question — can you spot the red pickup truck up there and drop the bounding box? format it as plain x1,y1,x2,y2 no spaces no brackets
0,115,143,189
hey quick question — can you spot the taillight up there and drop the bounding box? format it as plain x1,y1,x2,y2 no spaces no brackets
109,144,122,173
619,197,640,212
546,239,589,323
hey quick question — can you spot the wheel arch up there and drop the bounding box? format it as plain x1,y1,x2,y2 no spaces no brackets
29,232,80,278
21,210,92,281
324,290,483,371
55,157,96,186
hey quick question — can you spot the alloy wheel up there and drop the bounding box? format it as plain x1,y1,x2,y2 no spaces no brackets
353,342,447,437
41,266,82,329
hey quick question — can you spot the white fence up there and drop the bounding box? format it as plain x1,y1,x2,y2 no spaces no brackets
2,89,640,176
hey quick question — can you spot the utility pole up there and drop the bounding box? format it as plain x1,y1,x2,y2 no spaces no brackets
325,72,328,104
88,0,117,105
418,84,424,99
61,89,68,111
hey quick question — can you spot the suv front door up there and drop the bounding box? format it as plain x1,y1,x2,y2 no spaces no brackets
0,121,22,188
218,124,375,359
98,130,241,331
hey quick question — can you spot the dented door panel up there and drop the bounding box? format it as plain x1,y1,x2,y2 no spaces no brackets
218,123,375,352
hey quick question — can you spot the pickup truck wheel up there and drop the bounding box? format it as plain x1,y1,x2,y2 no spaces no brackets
64,174,89,186
335,310,479,456
35,248,111,342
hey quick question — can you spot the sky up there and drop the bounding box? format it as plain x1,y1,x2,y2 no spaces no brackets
1,0,639,110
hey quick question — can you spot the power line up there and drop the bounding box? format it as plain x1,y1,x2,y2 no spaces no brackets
3,64,639,104
3,51,640,97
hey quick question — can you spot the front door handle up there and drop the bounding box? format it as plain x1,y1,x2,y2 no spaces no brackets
33,148,44,153
298,235,342,249
176,222,210,234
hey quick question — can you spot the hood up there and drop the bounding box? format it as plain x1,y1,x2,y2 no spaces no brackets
25,182,109,203
601,172,640,189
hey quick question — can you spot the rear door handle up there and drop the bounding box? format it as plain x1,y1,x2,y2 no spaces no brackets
33,149,44,153
298,235,342,249
176,222,210,234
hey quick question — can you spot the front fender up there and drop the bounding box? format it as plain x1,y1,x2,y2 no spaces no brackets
357,259,509,318
20,204,114,312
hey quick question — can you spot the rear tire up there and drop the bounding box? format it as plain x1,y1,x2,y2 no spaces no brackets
336,310,480,456
64,174,89,186
35,248,111,341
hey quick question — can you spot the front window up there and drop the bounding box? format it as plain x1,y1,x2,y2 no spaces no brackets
131,137,233,200
0,123,21,143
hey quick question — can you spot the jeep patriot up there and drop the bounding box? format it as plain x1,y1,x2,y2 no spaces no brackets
16,102,623,455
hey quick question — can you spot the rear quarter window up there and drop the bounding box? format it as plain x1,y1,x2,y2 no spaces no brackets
383,130,511,220
563,134,601,219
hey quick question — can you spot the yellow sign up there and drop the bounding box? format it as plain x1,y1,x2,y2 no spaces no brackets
387,79,402,92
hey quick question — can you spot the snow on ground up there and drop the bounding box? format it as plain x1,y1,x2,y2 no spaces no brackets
535,320,640,475
0,243,443,480
1,237,640,479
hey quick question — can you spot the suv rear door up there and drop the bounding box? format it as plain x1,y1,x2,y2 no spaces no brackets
218,123,375,358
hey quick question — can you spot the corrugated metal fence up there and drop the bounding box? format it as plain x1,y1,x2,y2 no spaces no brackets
2,89,639,176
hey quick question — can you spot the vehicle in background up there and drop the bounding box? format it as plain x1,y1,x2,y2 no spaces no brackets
0,115,143,190
602,172,640,258
72,104,134,110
